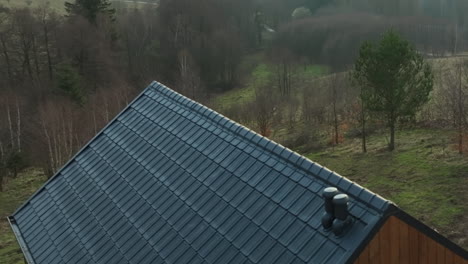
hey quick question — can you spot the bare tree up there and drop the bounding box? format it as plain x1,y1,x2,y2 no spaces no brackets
330,74,340,145
39,99,77,175
177,49,203,100
37,3,57,81
0,7,13,84
12,8,36,81
273,48,296,97
253,86,277,137
437,59,468,154
0,140,4,192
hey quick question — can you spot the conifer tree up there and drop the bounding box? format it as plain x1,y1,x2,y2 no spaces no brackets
65,0,115,24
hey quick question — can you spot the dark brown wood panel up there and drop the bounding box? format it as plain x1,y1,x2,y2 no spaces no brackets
354,216,467,264
399,219,409,262
389,216,400,263
408,222,420,264
369,229,380,263
379,217,391,264
436,243,446,264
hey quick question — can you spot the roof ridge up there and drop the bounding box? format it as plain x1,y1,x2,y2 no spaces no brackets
151,82,393,214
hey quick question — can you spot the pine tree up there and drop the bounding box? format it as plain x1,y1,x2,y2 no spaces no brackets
352,30,433,151
65,0,115,24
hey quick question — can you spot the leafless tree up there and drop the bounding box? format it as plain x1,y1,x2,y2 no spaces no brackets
436,59,468,154
253,86,277,137
272,48,296,97
177,49,203,100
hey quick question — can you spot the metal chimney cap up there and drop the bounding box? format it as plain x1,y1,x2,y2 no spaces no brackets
323,187,339,198
332,194,349,204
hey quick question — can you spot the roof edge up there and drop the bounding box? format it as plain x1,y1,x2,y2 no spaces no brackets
394,208,468,260
8,216,35,264
10,82,154,217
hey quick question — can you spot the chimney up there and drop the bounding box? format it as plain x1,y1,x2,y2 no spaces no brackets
321,187,339,230
332,194,352,236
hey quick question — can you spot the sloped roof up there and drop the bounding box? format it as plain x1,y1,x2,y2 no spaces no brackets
9,82,393,264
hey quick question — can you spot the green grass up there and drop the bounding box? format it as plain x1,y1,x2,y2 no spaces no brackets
297,64,329,79
213,63,273,110
0,169,47,264
213,55,328,110
305,129,467,231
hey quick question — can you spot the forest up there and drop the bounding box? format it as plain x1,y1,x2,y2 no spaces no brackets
0,0,468,261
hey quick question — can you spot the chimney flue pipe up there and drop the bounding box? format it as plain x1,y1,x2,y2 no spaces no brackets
321,187,339,230
332,194,352,236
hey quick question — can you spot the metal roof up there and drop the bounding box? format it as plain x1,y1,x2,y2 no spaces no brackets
9,81,392,264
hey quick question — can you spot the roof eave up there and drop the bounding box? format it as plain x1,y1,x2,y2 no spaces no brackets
8,216,36,264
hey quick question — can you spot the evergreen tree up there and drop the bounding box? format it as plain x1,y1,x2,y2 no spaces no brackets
352,30,433,151
65,0,115,24
56,63,86,105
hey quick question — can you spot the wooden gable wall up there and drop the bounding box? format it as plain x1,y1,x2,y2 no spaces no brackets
354,216,467,264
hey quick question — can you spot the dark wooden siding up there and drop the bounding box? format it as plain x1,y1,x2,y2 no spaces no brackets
354,216,467,264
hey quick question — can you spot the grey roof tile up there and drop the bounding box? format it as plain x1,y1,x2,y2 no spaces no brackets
10,82,391,264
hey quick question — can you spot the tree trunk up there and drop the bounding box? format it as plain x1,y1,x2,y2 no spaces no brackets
458,61,463,154
389,122,395,151
333,87,339,145
453,23,458,55
16,99,21,153
6,103,15,149
361,100,367,153
32,36,41,80
0,34,13,84
0,141,3,192
43,23,53,80
20,31,33,81
362,121,367,153
459,124,463,154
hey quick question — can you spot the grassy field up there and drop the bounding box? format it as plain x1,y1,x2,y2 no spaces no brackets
213,56,328,110
304,128,468,249
0,169,47,264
